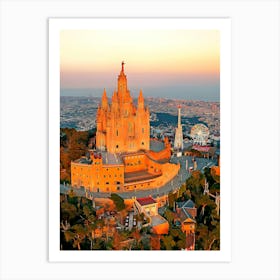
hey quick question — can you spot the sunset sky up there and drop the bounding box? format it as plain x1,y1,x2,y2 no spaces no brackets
60,30,220,101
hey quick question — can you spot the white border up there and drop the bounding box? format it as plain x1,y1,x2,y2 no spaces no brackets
49,18,231,262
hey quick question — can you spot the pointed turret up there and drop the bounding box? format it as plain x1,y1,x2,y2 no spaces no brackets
112,91,118,103
111,91,119,112
117,61,128,98
138,89,144,109
138,89,144,102
101,88,108,109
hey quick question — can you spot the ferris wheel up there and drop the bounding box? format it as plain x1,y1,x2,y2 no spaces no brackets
190,124,210,146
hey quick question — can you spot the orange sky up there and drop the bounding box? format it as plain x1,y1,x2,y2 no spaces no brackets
60,29,220,101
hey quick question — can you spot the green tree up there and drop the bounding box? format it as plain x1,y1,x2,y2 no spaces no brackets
195,223,209,250
168,191,177,210
164,208,175,224
61,202,77,222
186,170,205,201
161,235,176,250
207,220,220,250
170,228,186,250
196,195,216,218
110,193,125,211
178,183,186,198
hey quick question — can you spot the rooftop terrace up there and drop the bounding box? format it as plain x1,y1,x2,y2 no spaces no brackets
124,170,161,184
136,196,157,206
101,152,123,165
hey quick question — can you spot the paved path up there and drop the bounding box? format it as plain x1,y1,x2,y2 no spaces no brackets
60,156,217,200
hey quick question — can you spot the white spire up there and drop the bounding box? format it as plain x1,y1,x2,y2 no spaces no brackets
178,105,181,127
174,105,184,151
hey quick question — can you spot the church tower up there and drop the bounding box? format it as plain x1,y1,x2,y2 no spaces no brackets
174,105,184,150
96,62,150,153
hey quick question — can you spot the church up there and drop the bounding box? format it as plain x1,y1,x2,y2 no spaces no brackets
96,62,150,153
71,63,180,193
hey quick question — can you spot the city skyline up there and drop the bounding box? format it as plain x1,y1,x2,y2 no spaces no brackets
60,30,220,102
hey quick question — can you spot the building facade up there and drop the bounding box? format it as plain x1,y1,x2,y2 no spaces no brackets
175,199,197,250
96,62,150,153
134,197,169,235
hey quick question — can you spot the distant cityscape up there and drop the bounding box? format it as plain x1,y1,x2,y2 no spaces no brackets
60,96,220,143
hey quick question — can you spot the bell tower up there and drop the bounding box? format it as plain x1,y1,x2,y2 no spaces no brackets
117,61,128,99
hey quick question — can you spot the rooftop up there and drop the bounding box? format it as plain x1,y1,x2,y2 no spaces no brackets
136,196,157,206
179,207,192,221
151,215,168,227
124,170,161,184
177,199,195,209
101,152,123,165
74,157,92,164
150,139,165,152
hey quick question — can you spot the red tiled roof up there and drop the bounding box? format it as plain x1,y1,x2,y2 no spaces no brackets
192,145,211,152
136,197,156,206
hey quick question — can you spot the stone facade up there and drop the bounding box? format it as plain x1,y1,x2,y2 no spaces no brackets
96,62,150,153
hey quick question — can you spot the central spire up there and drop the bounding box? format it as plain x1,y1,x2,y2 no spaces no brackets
118,61,128,98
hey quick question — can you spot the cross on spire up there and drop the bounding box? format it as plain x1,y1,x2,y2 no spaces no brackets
121,61,125,72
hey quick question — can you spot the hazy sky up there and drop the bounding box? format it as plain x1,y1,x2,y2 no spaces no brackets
60,30,220,101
